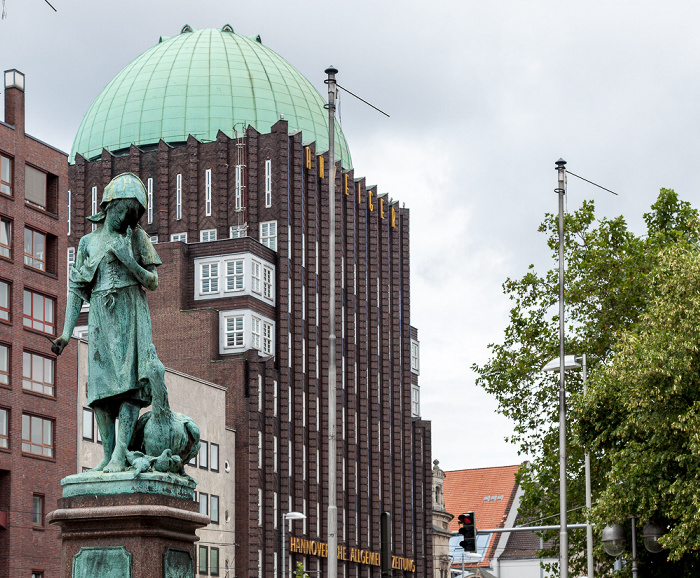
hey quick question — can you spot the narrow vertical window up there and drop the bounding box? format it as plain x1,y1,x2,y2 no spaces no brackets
198,545,208,575
210,547,220,576
251,317,261,350
176,174,182,220
0,280,10,321
205,169,212,216
225,259,244,292
0,344,9,385
259,221,277,251
67,190,71,236
198,492,208,515
251,260,261,294
262,322,273,355
0,154,12,196
262,265,274,300
273,491,278,528
258,431,262,468
210,443,219,472
200,262,219,295
32,494,44,526
199,440,209,469
235,165,243,211
147,178,153,224
0,217,10,259
264,159,272,207
273,435,278,472
82,408,94,441
0,407,7,448
24,228,46,271
258,488,263,526
91,186,98,232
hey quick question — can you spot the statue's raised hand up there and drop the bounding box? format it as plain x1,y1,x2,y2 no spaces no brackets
108,226,135,266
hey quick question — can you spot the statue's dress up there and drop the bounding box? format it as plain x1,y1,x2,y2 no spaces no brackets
69,226,162,409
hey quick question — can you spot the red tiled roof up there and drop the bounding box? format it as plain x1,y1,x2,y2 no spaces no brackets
443,464,522,568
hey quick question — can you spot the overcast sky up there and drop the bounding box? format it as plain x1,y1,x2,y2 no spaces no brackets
3,0,700,471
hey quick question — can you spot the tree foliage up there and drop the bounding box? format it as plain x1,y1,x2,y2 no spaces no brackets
473,189,700,575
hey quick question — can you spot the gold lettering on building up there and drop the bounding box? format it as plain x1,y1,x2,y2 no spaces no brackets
319,155,324,178
289,537,414,572
368,190,374,211
305,147,312,169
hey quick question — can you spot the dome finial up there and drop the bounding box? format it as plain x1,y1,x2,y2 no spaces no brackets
181,24,193,34
221,24,234,33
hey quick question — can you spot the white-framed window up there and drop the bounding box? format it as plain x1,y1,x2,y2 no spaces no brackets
67,247,75,290
262,321,273,355
200,262,219,294
258,430,263,469
149,235,158,244
235,165,243,211
411,339,420,374
205,168,212,216
170,232,187,242
264,159,272,207
225,258,244,292
258,489,263,526
147,178,153,224
273,491,278,528
200,229,217,242
230,224,246,238
251,316,261,350
411,384,420,417
263,265,273,300
251,260,261,294
91,186,98,232
273,435,278,472
67,190,71,236
224,315,244,348
176,173,182,220
260,220,277,251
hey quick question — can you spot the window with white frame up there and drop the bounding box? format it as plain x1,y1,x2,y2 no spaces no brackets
67,190,71,236
258,489,263,526
225,259,244,292
260,221,277,251
262,321,273,355
200,229,217,242
176,173,182,220
205,169,212,216
149,235,158,244
170,232,187,242
251,260,261,294
91,186,98,232
200,262,219,294
230,224,246,238
224,315,244,348
235,165,243,211
263,265,273,300
411,384,420,417
251,316,261,350
264,159,272,207
147,178,153,224
410,339,420,374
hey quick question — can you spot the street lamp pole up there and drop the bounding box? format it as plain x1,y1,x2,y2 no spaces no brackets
555,158,569,578
282,512,306,578
582,354,594,578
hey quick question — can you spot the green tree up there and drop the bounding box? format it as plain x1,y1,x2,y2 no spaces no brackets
473,189,699,575
293,561,310,578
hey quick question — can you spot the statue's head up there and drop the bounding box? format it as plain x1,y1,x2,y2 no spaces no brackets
87,173,147,225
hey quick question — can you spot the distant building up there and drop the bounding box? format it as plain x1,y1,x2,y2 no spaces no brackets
66,25,433,577
432,460,454,578
0,68,75,578
75,340,236,577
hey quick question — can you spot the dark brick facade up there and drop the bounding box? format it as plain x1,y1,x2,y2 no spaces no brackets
0,73,76,578
68,120,433,577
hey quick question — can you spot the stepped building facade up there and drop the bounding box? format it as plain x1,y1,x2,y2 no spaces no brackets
67,25,432,577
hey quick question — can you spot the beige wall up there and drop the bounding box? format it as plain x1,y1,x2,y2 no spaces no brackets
76,340,236,576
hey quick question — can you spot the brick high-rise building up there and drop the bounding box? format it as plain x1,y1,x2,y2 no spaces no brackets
67,26,432,577
0,68,76,578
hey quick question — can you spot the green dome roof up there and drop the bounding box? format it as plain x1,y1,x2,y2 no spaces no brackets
70,25,352,167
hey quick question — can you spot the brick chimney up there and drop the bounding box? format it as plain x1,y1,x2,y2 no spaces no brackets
4,69,25,134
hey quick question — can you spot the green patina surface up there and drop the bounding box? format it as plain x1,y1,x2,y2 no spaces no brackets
163,548,194,578
73,546,132,578
70,25,352,168
61,470,196,500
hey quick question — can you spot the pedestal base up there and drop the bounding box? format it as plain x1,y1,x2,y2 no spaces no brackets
47,492,209,578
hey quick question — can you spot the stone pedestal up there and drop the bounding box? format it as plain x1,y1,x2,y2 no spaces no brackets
47,472,209,578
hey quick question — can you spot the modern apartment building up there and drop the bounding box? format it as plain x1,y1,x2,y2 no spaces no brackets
0,68,76,578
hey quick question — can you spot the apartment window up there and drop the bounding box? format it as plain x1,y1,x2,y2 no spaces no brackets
260,221,277,251
252,317,261,350
273,435,278,472
263,265,273,300
22,351,54,396
23,290,55,334
0,344,8,385
200,262,219,295
82,408,94,441
198,545,208,575
176,174,183,220
149,235,158,244
67,190,71,236
0,217,10,258
205,168,212,216
200,229,217,242
22,414,53,457
273,491,278,528
230,224,246,238
264,159,272,207
0,407,8,448
32,573,44,578
23,290,55,335
32,494,44,526
170,232,187,242
24,228,46,271
258,431,262,469
199,492,208,516
67,247,75,289
199,440,208,469
225,316,244,347
25,165,47,209
411,340,420,374
258,488,263,526
411,384,420,417
210,495,219,524
225,259,244,292
146,178,153,224
91,186,98,232
0,280,9,321
210,547,219,576
262,321,273,355
251,260,261,294
0,153,11,196
210,443,219,472
235,165,243,210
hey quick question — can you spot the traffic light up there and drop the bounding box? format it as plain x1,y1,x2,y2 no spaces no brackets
458,511,476,552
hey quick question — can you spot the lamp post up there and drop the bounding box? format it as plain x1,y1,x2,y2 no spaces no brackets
282,511,306,578
602,518,666,577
